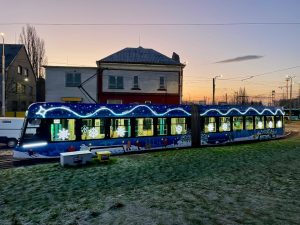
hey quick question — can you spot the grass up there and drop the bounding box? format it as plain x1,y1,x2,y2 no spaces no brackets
0,122,300,225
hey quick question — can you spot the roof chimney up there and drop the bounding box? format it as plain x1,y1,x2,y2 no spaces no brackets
172,52,180,63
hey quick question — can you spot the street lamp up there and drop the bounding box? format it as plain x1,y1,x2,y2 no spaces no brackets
286,75,296,120
1,33,5,117
212,75,222,105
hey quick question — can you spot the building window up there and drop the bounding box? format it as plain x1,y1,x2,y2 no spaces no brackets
135,118,154,137
50,119,76,141
109,76,123,89
17,83,25,94
81,119,105,140
158,76,166,90
65,72,81,87
11,82,17,93
110,118,131,138
219,117,231,132
17,65,22,74
107,99,122,104
132,76,140,89
23,68,28,76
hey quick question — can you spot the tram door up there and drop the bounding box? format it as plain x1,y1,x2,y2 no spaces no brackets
191,105,201,147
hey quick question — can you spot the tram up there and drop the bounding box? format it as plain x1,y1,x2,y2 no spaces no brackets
13,102,285,158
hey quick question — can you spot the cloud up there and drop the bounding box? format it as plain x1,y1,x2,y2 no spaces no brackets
215,55,263,63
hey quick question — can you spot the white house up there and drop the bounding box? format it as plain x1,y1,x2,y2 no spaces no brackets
44,66,97,103
97,47,185,104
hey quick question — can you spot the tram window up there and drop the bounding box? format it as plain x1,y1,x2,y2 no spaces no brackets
24,119,45,140
171,118,187,135
233,116,244,131
255,116,265,129
204,117,216,133
245,116,254,130
157,118,167,135
81,119,105,140
275,116,283,128
219,117,231,132
266,116,274,129
50,119,76,141
135,118,154,137
110,118,131,138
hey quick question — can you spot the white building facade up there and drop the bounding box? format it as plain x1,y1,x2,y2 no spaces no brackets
44,66,97,103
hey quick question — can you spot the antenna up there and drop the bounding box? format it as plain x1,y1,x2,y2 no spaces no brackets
139,33,141,47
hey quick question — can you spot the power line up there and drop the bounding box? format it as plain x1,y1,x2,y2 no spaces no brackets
2,22,300,26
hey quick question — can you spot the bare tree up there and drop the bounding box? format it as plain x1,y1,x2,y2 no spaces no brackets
19,25,47,79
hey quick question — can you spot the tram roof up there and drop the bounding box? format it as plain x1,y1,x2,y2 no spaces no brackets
199,105,284,117
26,102,192,119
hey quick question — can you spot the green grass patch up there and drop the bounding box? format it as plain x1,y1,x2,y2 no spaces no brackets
1,123,300,224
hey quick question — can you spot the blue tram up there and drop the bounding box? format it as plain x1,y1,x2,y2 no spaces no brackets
13,102,285,158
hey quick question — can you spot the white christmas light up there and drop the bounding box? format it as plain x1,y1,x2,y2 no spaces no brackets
222,123,229,131
58,128,70,140
88,127,99,138
268,121,273,128
81,125,89,134
200,107,284,116
276,121,282,128
36,105,191,118
175,125,183,134
208,123,215,132
116,127,126,137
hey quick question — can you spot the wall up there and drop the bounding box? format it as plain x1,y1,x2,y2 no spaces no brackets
45,66,97,103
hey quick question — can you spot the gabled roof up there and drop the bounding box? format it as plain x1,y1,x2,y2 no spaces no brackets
98,47,184,66
0,44,23,69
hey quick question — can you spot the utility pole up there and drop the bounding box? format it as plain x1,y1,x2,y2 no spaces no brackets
287,75,296,120
271,90,275,106
212,75,222,105
286,77,289,101
1,33,5,117
212,78,215,105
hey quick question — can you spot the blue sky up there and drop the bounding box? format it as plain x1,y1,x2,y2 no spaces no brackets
0,0,299,102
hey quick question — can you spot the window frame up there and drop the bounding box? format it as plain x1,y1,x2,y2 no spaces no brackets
109,76,124,89
65,72,81,87
219,117,231,132
135,118,154,137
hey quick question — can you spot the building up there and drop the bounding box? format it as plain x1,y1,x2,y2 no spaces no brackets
44,66,97,103
97,47,185,104
0,44,36,117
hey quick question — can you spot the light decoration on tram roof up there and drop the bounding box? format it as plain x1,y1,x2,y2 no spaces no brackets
35,105,191,118
200,107,284,116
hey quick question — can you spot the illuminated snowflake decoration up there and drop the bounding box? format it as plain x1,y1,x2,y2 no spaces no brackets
116,127,126,137
175,125,183,134
277,121,282,128
257,121,263,129
268,121,273,128
208,123,215,132
81,125,89,134
88,127,99,138
57,128,70,141
222,123,229,131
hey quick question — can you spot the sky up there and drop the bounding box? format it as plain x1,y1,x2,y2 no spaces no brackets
0,0,300,103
